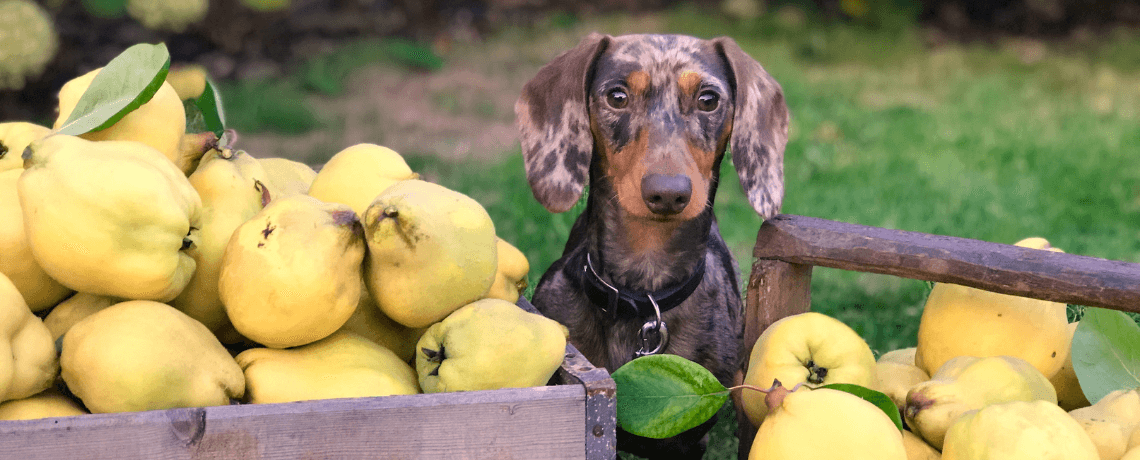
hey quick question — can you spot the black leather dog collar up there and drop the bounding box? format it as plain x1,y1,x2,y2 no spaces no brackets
564,246,706,321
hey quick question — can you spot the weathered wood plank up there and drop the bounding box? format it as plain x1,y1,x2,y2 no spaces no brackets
555,346,616,460
753,214,1140,312
0,386,586,460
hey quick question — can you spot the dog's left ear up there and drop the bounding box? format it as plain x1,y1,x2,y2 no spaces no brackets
713,37,789,219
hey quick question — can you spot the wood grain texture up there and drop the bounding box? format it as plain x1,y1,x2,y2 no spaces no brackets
753,214,1140,312
0,387,586,460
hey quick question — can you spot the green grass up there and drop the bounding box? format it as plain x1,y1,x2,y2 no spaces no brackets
219,6,1140,459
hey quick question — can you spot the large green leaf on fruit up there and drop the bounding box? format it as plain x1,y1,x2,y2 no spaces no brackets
1072,307,1140,405
56,43,171,137
612,354,728,439
820,383,904,431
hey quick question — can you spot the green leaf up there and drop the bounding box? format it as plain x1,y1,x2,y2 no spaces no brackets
1072,307,1140,404
820,383,904,431
184,99,208,134
612,354,728,439
56,43,171,137
195,78,226,137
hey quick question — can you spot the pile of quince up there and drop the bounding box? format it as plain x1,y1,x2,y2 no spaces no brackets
0,61,568,420
740,237,1138,460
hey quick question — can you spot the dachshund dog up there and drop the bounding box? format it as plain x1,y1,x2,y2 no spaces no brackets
515,33,789,458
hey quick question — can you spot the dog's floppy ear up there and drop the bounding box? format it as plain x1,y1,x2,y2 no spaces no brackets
713,36,789,219
515,33,611,213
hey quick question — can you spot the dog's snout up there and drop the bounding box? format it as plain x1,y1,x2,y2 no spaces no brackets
641,174,692,216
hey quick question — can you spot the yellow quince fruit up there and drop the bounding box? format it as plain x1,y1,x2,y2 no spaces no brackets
307,143,419,217
741,312,876,426
915,238,1069,379
0,387,86,420
171,148,269,333
416,298,567,393
0,169,72,311
903,429,942,460
19,135,201,302
904,355,1057,450
219,194,364,348
1069,388,1140,460
484,237,530,303
164,63,207,100
236,331,419,404
126,0,208,32
749,383,907,460
0,273,57,403
258,157,317,200
942,400,1098,460
172,131,219,176
1050,321,1090,411
54,68,186,168
60,300,244,413
336,290,426,363
880,347,918,365
0,122,50,172
363,179,498,329
872,350,931,412
42,293,117,341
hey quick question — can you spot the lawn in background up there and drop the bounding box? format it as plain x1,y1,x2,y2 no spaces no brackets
221,6,1140,459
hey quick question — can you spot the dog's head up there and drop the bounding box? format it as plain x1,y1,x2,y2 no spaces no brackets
515,33,789,221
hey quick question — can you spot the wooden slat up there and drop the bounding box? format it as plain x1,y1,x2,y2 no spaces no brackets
555,345,616,460
752,214,1140,312
0,386,586,460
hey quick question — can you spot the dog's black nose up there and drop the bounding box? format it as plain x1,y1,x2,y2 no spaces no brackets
641,173,692,216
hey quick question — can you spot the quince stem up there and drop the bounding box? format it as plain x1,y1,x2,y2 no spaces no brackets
727,379,807,412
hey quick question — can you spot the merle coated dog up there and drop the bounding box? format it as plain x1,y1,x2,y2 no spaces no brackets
515,33,789,458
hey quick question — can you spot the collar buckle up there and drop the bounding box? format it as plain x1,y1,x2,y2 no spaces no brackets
634,294,669,358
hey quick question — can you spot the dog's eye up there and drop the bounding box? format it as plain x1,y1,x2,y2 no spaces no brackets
606,89,629,109
697,91,719,111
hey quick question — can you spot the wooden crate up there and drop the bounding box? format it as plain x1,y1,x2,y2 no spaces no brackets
732,214,1140,458
0,298,617,460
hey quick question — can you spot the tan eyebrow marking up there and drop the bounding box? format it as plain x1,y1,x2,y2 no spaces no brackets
679,71,702,98
627,70,650,96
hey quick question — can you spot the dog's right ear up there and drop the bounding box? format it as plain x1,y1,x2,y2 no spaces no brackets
515,33,611,213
